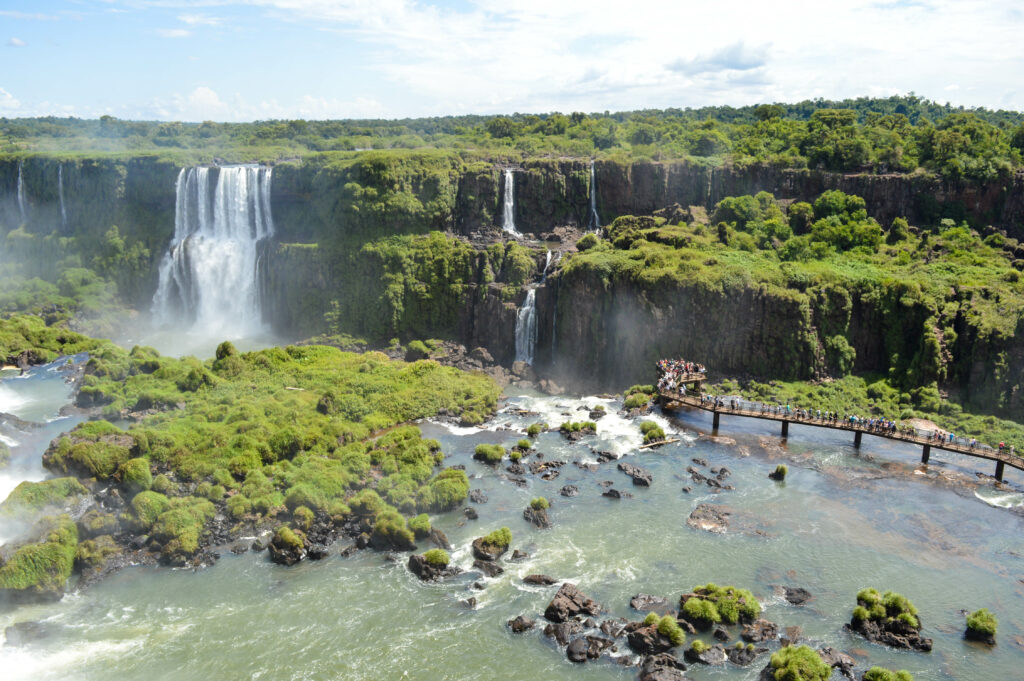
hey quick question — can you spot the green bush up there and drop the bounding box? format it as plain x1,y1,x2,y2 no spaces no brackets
423,548,449,567
473,443,505,464
657,614,686,646
481,526,512,551
853,588,919,627
407,513,431,538
966,608,997,637
640,421,665,443
151,473,173,494
863,668,914,681
371,509,416,550
117,457,153,494
0,515,78,596
526,423,544,437
643,612,660,626
624,393,649,409
130,490,170,530
690,639,708,654
682,597,721,626
529,497,549,510
577,233,599,251
0,477,89,517
274,525,305,553
684,583,761,625
772,464,788,479
515,439,532,450
769,645,831,681
292,505,314,531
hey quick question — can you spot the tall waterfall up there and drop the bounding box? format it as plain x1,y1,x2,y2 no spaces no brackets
514,288,538,365
502,168,519,236
588,160,600,232
16,162,26,222
151,165,274,337
58,164,67,230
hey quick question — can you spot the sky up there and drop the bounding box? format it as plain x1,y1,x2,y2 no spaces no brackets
0,0,1023,122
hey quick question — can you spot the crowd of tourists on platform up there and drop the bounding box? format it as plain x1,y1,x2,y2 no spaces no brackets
656,359,706,394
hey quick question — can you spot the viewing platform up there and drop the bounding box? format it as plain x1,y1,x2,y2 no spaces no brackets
657,389,1024,482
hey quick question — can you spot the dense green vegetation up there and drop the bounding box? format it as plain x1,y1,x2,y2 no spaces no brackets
5,95,1024,181
768,645,832,681
965,608,998,640
864,668,915,681
679,583,760,627
479,526,512,552
422,548,449,567
529,497,549,511
473,444,506,464
0,514,77,598
852,588,920,629
640,420,665,443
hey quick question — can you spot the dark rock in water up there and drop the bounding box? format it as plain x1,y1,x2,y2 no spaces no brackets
544,582,601,622
306,543,330,560
600,618,627,637
584,635,615,658
618,462,653,486
818,647,856,679
468,489,488,504
599,480,614,487
524,574,557,586
544,620,583,646
685,643,728,665
429,528,452,550
4,621,55,646
692,458,708,467
627,625,675,655
567,637,590,663
461,597,477,609
355,533,370,549
471,581,485,590
408,554,463,582
470,536,508,562
575,461,599,472
588,409,606,421
767,468,786,481
712,624,731,641
463,507,479,520
506,462,526,475
510,549,529,561
681,486,691,494
268,531,306,566
338,544,358,558
741,619,779,643
602,488,632,499
781,625,802,646
727,644,768,666
639,652,688,681
560,484,580,497
596,451,617,463
965,627,997,645
473,559,504,578
847,614,933,652
508,615,535,633
229,541,250,555
524,506,552,529
686,504,731,533
688,467,707,484
716,467,731,479
630,593,669,612
505,474,528,488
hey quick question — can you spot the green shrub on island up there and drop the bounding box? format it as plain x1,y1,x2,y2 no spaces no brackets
965,608,997,643
526,423,545,438
690,639,709,654
529,497,549,511
559,421,597,435
625,384,656,396
770,464,788,481
151,473,174,494
473,443,505,464
129,490,171,530
768,645,831,681
274,525,305,554
423,548,449,567
293,506,314,531
74,534,119,571
480,526,512,552
576,233,599,251
853,588,919,629
150,497,216,558
407,513,431,538
657,614,686,646
0,477,89,517
640,421,666,443
681,583,761,626
509,449,522,462
515,439,532,451
0,515,78,598
863,668,915,681
371,509,417,550
624,393,650,410
643,612,660,626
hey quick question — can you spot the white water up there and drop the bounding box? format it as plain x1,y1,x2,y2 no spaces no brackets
58,164,67,230
514,288,538,365
588,160,600,232
151,166,274,340
501,168,519,237
17,161,26,222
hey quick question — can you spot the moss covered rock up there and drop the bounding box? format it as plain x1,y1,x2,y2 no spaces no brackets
0,515,78,602
0,477,88,517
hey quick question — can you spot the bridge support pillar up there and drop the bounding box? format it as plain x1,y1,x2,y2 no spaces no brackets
921,444,930,464
995,460,1005,482
712,411,720,430
781,421,789,438
853,431,862,447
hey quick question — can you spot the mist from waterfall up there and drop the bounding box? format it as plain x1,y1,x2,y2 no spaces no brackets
502,168,520,237
58,164,67,230
16,162,26,222
588,161,600,232
151,165,274,341
514,288,537,365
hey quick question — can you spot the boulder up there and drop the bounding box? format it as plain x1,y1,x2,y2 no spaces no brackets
686,504,730,533
428,528,452,550
468,489,488,504
3,621,56,646
630,594,670,612
782,586,812,605
741,619,779,643
602,488,631,499
507,615,535,633
567,637,589,663
684,644,727,665
727,644,768,666
618,462,653,486
712,625,731,641
544,582,601,622
544,620,583,646
464,507,479,520
638,653,688,681
847,615,933,652
818,646,856,679
523,506,552,529
560,485,580,497
407,554,462,582
470,536,507,561
268,531,306,566
510,549,529,561
627,625,676,655
523,574,557,585
472,559,504,578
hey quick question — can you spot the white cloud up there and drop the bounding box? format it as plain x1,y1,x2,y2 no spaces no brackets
178,13,221,26
7,37,26,47
0,10,59,21
157,28,192,38
0,87,21,112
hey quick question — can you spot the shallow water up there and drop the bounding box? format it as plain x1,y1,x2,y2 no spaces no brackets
1,388,1023,680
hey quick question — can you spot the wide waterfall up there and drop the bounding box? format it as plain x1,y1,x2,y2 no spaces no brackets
514,288,537,365
58,164,67,230
16,162,26,222
151,165,274,338
502,168,519,236
588,160,600,231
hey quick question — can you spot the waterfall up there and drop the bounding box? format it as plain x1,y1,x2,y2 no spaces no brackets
16,162,26,222
588,160,600,232
514,288,538,365
502,168,519,236
58,164,67,230
152,165,275,337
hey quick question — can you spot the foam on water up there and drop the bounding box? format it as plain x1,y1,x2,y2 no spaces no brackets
974,488,1024,508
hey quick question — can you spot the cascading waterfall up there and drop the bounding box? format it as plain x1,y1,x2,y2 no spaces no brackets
502,168,520,236
16,162,26,222
588,160,600,232
514,288,538,365
58,164,67,230
151,165,274,337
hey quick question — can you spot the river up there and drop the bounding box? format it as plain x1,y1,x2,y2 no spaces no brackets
1,381,1022,680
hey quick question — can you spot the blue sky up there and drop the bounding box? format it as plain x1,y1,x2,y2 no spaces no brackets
1,0,1023,121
